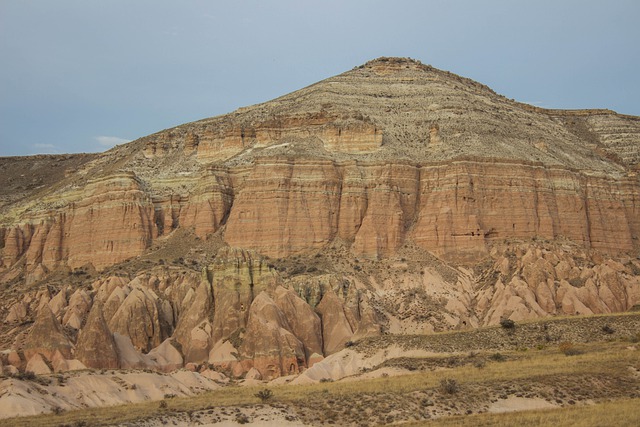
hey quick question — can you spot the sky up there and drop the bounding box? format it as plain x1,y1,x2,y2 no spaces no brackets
1,0,638,157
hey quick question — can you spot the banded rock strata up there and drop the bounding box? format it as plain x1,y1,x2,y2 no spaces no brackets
0,57,639,379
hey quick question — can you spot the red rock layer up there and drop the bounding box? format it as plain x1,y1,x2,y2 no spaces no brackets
2,158,637,275
2,173,156,272
224,158,640,260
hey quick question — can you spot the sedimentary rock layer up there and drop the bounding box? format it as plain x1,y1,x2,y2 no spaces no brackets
1,156,638,276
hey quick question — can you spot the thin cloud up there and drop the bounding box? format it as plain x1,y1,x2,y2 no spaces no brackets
94,136,131,148
33,143,60,154
522,101,549,108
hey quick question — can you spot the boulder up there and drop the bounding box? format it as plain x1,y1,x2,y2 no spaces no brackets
201,369,229,383
245,367,262,380
7,351,23,369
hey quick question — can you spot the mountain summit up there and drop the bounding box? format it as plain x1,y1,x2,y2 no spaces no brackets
0,57,639,383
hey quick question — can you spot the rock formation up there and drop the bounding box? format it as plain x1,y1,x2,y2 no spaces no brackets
75,302,119,369
0,57,639,378
22,304,73,362
240,292,306,379
273,286,324,361
108,286,166,353
316,289,355,355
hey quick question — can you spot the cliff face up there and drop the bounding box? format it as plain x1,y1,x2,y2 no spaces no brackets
1,57,639,379
2,173,156,274
223,157,639,260
3,155,636,277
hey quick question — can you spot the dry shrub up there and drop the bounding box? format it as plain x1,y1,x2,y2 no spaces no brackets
439,378,459,394
559,341,583,356
254,388,274,402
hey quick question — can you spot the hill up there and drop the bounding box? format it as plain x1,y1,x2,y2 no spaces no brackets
0,58,638,406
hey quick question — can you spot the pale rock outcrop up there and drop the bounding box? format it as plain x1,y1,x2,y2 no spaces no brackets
315,290,354,355
292,349,365,384
245,367,262,380
25,353,52,375
184,320,213,364
475,245,640,325
173,278,213,362
240,292,306,379
22,304,73,361
113,333,155,370
210,249,278,344
94,276,130,303
75,303,119,369
103,285,129,322
273,286,323,360
65,312,83,330
200,369,229,383
208,339,240,374
5,301,28,323
48,288,67,319
7,351,23,370
147,339,183,372
108,287,165,353
50,350,87,372
62,289,92,329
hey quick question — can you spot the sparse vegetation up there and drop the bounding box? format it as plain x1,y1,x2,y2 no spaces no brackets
3,314,639,427
559,341,584,356
500,318,516,329
439,378,459,394
254,388,273,403
602,324,615,334
235,413,250,424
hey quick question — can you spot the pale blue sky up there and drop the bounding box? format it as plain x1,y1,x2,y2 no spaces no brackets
1,0,638,156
